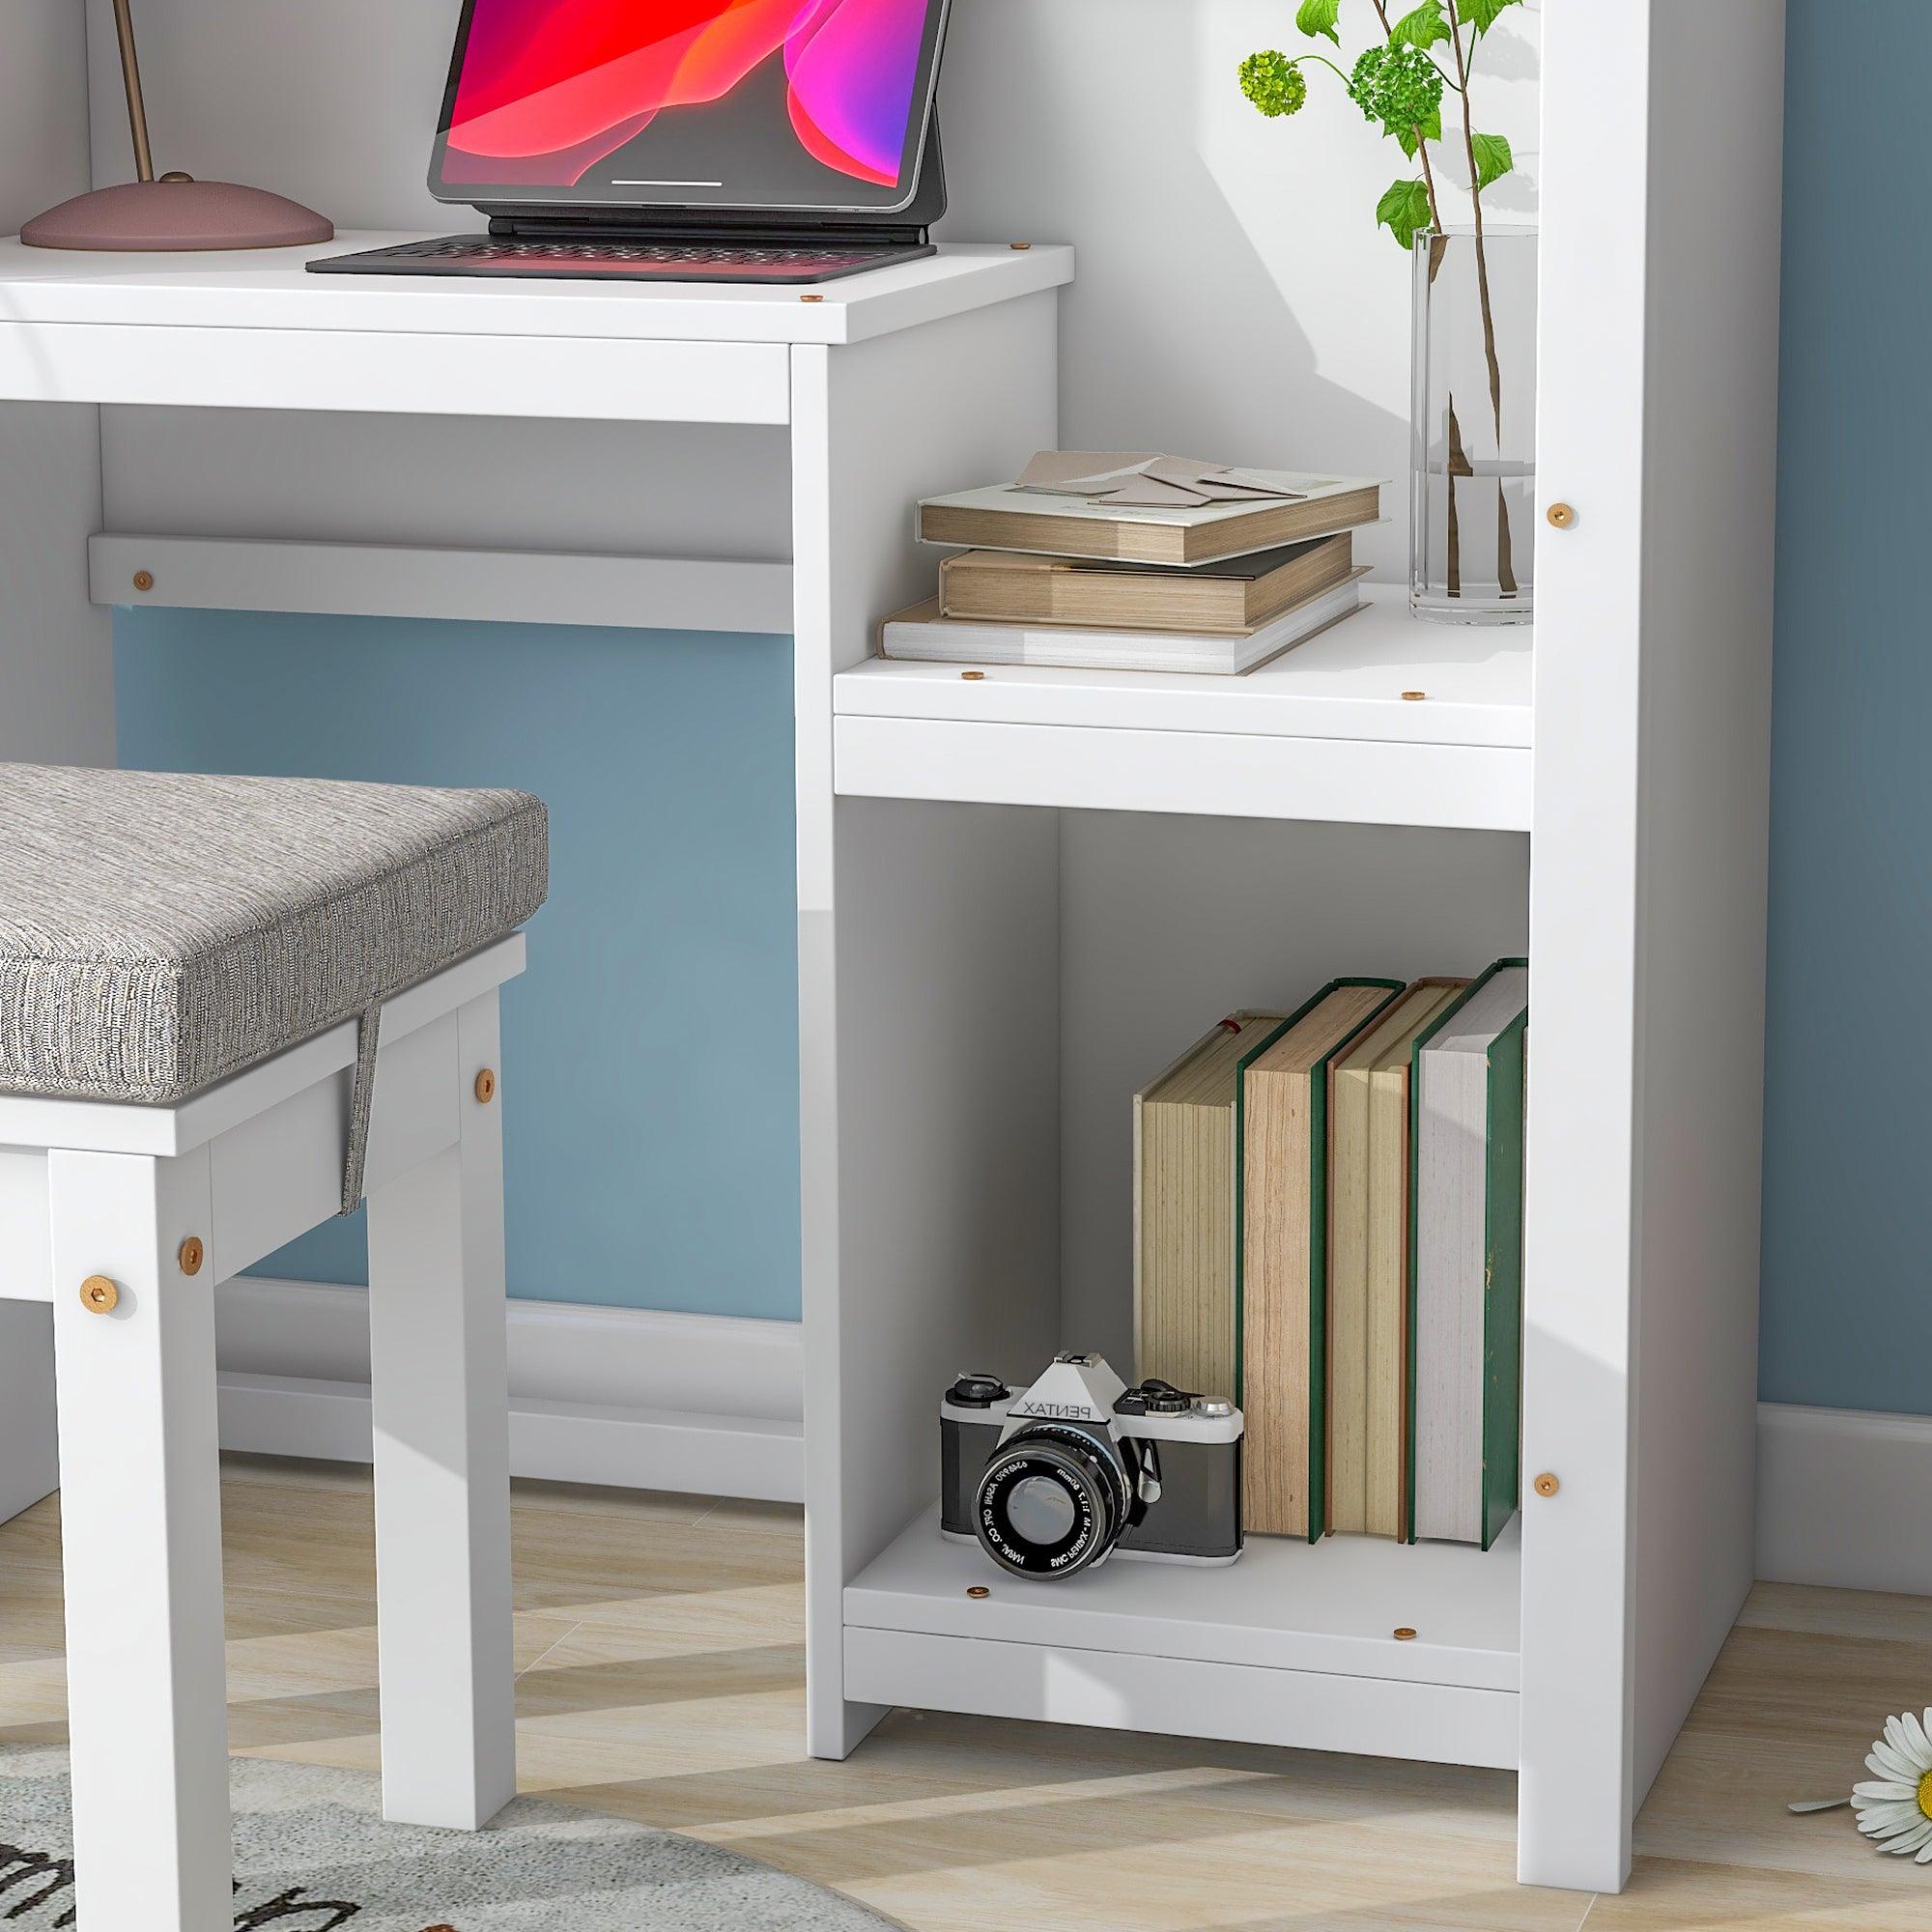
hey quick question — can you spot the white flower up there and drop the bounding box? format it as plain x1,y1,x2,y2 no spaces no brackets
1852,1709,1932,1861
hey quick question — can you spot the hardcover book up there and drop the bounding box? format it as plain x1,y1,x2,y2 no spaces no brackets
879,574,1364,676
1326,978,1470,1538
1236,980,1404,1541
1407,958,1529,1548
1133,1010,1291,1403
937,533,1356,636
917,471,1384,568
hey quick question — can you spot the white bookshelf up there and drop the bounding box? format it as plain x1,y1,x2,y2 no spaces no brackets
798,4,1785,1903
0,0,1782,1902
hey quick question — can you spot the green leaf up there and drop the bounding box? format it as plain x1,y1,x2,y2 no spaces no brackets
1469,130,1513,188
1392,107,1443,158
1295,0,1342,44
1376,178,1434,252
1389,1,1449,50
1461,0,1522,32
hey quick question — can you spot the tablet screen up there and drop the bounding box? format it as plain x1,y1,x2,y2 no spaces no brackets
433,0,949,214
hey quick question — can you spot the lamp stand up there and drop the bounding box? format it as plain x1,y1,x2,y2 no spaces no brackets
22,0,332,252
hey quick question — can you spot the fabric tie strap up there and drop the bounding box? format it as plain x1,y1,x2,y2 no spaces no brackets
341,1001,382,1215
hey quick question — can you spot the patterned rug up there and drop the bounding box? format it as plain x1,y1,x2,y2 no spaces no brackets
0,1746,898,1930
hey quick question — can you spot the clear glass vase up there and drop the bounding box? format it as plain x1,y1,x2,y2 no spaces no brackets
1409,226,1537,624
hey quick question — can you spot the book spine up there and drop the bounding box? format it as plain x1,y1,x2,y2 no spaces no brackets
1236,980,1400,1542
1403,957,1529,1544
1481,1009,1528,1550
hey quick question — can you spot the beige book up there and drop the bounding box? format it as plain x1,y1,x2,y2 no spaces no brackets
1134,1010,1288,1399
1238,982,1401,1539
937,533,1354,636
1327,980,1469,1536
919,473,1384,567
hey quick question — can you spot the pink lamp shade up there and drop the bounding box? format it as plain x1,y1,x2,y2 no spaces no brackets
22,177,333,252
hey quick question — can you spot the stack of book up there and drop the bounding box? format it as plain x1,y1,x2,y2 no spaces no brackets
890,453,1385,676
1132,961,1528,1548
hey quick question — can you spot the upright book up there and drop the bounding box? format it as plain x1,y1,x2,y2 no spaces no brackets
1325,978,1470,1538
918,471,1384,567
1133,1010,1289,1401
1408,959,1529,1548
1236,980,1404,1541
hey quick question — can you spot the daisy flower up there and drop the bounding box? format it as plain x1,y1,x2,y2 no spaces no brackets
1853,1709,1932,1861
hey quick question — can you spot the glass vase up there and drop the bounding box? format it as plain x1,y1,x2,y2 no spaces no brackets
1409,225,1537,624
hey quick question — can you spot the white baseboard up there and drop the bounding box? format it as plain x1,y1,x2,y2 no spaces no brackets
214,1278,804,1504
16,1289,1927,1572
1755,1401,1932,1596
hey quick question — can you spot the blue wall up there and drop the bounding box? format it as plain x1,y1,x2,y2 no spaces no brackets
1759,0,1931,1413
115,610,802,1321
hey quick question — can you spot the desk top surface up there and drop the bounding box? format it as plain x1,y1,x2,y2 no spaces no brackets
0,233,1074,347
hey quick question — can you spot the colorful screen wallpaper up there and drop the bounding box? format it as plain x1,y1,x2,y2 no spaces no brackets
442,0,929,190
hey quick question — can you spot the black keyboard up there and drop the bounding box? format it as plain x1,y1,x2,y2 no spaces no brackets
308,233,934,286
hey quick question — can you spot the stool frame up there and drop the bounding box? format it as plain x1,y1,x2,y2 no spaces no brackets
0,935,525,1929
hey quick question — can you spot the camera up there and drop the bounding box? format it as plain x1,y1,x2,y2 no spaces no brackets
940,1351,1243,1578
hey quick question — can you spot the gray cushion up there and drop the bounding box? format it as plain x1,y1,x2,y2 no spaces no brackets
0,764,548,1105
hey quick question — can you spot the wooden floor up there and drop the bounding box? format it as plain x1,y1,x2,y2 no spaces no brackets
3,1457,1930,1930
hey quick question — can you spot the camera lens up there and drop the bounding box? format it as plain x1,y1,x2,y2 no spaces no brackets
1007,1474,1078,1546
974,1426,1131,1578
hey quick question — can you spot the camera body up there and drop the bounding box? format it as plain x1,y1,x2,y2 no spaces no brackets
941,1351,1242,1578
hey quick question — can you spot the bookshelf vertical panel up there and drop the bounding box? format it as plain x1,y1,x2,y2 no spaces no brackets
1523,0,1781,1893
1520,1,1653,1892
791,298,1061,1758
1622,0,1782,1820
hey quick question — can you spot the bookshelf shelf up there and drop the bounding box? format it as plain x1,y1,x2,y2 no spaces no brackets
833,588,1532,830
845,1511,1521,1770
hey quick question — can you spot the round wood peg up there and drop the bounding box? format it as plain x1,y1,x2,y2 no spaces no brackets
799,292,824,303
1546,502,1577,529
966,1584,991,1600
1009,242,1034,250
1533,1471,1561,1497
961,669,986,681
178,1236,205,1276
1401,690,1427,702
79,1274,119,1315
473,1066,497,1104
1393,1626,1418,1641
131,569,155,592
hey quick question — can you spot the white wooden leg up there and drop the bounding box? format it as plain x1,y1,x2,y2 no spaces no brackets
365,989,515,1830
0,1301,57,1525
47,1148,230,1932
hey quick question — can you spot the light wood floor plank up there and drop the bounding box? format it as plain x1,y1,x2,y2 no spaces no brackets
3,1459,1930,1928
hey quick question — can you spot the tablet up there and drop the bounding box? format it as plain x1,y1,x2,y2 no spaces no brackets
430,0,952,218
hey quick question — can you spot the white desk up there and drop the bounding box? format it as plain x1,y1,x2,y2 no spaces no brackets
0,233,1069,1493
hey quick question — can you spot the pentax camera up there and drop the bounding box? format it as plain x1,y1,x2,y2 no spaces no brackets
940,1351,1243,1578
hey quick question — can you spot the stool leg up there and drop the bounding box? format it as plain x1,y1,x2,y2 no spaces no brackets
47,1148,231,1932
365,989,516,1830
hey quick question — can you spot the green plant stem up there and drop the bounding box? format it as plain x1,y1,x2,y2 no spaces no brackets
1442,0,1516,596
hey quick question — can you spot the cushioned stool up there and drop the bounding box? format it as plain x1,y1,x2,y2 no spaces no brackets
0,763,547,1931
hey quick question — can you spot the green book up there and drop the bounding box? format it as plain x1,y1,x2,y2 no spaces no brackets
1406,958,1528,1548
1235,978,1403,1542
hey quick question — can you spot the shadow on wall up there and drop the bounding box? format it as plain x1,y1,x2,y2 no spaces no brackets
936,0,1541,582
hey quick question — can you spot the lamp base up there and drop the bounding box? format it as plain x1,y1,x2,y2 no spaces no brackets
22,177,333,252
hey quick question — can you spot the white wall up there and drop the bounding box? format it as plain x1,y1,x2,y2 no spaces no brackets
0,0,114,767
85,0,1540,578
